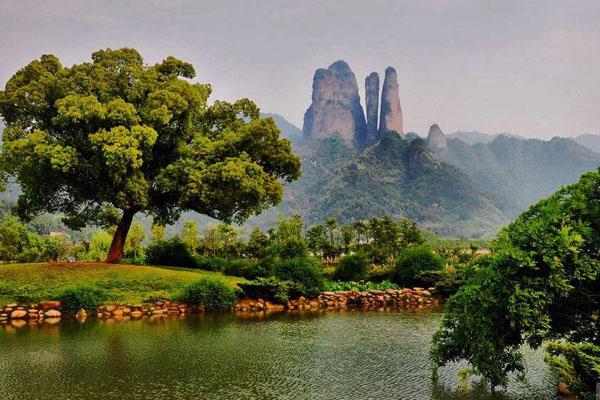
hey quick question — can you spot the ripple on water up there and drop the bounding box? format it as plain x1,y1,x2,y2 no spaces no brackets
0,310,557,400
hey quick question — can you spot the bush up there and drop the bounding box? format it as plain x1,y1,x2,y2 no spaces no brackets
57,284,109,313
222,258,263,279
393,246,444,287
194,256,228,272
273,257,325,298
324,280,401,292
145,238,196,268
238,277,303,304
178,278,238,311
333,252,370,281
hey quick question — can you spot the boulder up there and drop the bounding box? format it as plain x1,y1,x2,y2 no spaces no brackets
10,310,27,319
44,310,62,318
39,301,61,311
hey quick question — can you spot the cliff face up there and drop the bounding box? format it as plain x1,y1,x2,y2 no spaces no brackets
365,72,380,144
302,60,367,147
379,67,404,137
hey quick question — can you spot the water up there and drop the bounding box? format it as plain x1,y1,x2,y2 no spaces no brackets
0,309,557,400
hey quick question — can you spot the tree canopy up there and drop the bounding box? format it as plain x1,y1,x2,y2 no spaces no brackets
0,48,301,262
431,168,600,396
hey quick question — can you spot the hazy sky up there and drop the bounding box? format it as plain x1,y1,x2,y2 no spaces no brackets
1,0,599,138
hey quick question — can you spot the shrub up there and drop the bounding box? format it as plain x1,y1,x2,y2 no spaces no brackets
324,280,401,292
273,257,325,298
194,256,228,272
178,278,238,311
145,238,196,268
333,252,370,281
57,284,109,313
393,246,444,287
238,277,302,304
222,258,262,279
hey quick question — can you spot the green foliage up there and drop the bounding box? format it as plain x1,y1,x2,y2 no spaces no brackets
273,257,325,298
393,246,443,287
545,342,600,397
333,252,370,281
323,280,401,292
0,216,47,262
238,277,302,304
145,238,196,268
431,168,600,396
58,284,109,313
0,48,301,261
267,236,308,259
178,278,238,311
222,258,265,280
193,256,227,272
81,230,113,261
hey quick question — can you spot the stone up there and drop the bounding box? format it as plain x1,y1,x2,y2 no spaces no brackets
75,309,88,321
39,301,61,311
365,72,380,144
303,60,367,147
6,303,17,308
10,310,27,319
44,310,61,318
130,311,143,318
112,309,124,317
427,124,448,150
379,66,404,136
105,305,116,312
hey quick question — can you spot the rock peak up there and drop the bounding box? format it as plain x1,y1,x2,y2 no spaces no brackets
427,123,448,150
365,72,380,144
303,61,367,147
379,66,404,137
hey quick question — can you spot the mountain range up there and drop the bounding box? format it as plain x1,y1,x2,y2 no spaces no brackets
1,60,600,238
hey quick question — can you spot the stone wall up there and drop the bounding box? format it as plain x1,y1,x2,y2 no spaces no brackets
1,288,439,326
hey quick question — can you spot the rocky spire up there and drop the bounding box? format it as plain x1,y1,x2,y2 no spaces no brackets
302,60,367,147
365,72,380,143
427,123,448,150
379,66,404,137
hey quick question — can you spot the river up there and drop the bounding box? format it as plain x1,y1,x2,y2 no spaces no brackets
0,309,557,399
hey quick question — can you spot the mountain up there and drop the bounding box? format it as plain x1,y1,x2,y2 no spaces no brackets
429,125,600,214
260,113,302,144
447,130,523,144
572,133,600,153
302,60,404,148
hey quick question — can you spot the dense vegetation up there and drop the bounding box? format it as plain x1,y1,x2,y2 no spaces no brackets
431,168,600,398
0,49,300,262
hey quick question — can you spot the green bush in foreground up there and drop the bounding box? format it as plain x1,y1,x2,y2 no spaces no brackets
393,246,443,287
178,278,238,311
58,285,110,313
333,252,370,281
238,277,302,304
273,257,325,298
324,280,401,292
545,341,600,398
145,238,196,268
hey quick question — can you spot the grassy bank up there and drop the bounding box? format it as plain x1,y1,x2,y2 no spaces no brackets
0,263,247,305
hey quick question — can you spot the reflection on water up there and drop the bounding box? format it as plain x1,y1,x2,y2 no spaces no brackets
0,310,557,400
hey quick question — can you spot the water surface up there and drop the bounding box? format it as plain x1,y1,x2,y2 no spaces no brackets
0,310,557,399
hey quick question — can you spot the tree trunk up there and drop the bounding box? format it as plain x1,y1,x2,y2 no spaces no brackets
105,209,136,263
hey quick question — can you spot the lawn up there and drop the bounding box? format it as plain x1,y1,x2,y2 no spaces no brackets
0,262,247,305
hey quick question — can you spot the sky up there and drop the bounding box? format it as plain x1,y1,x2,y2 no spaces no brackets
1,0,599,138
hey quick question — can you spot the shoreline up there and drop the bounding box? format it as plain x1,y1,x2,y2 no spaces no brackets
0,288,442,328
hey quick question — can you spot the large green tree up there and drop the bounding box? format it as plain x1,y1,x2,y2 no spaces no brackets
431,168,600,396
0,49,301,262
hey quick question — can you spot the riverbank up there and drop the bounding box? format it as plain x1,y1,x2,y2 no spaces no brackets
0,263,441,326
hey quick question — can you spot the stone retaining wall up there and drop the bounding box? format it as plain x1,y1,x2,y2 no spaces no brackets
1,288,439,326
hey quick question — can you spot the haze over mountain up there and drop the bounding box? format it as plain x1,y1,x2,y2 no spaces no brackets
249,60,600,237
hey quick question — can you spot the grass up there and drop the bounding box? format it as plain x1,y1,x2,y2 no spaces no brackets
0,262,247,305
